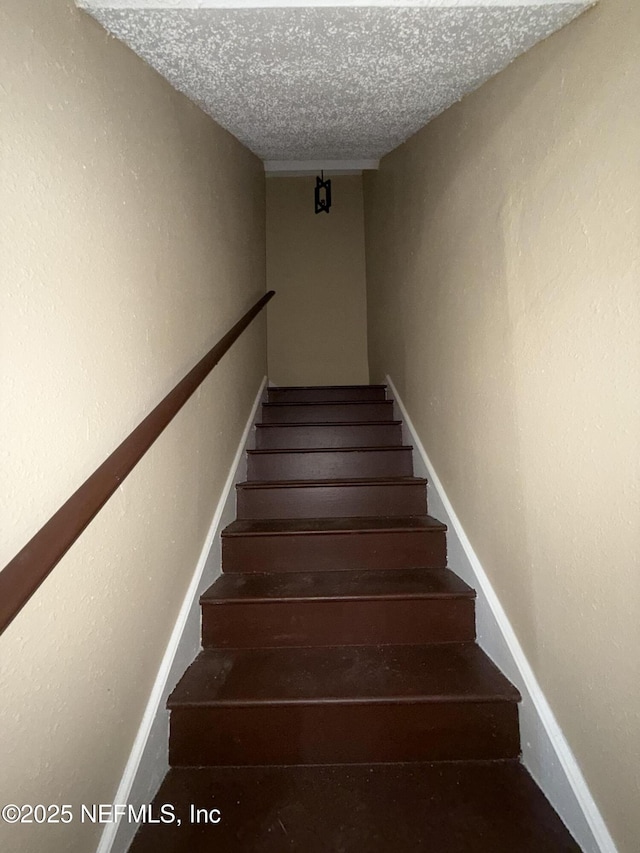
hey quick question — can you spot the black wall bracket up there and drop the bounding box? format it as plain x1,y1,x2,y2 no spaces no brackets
315,171,332,214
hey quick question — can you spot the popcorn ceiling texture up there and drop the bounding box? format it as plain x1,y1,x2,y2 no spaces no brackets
82,4,589,161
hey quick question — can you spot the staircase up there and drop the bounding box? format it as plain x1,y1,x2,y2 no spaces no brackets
129,384,580,852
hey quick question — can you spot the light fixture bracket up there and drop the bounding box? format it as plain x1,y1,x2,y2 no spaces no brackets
314,171,332,214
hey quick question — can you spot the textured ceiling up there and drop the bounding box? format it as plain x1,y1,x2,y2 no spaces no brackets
80,2,589,164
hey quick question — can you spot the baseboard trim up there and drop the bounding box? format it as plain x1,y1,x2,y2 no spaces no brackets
386,375,617,853
97,376,267,853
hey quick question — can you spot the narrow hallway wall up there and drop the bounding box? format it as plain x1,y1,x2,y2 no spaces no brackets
0,2,266,851
363,1,639,850
266,175,369,386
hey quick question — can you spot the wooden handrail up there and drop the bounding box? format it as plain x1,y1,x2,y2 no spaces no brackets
0,290,275,635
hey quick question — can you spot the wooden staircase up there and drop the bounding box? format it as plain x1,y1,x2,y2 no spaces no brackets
129,384,580,852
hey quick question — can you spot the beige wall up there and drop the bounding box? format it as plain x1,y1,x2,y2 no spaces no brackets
0,2,266,851
266,176,369,386
364,0,639,850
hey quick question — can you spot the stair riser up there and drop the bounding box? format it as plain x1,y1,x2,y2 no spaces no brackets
169,702,520,766
262,402,394,424
222,530,447,572
256,422,403,449
202,598,476,648
247,449,413,480
268,387,387,403
237,483,427,519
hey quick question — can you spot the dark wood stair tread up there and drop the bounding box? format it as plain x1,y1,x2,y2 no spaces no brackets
264,399,395,408
247,444,411,454
270,384,387,391
128,762,580,853
256,419,402,427
223,515,446,537
236,476,426,489
168,643,520,707
246,445,414,482
202,567,474,603
261,401,395,426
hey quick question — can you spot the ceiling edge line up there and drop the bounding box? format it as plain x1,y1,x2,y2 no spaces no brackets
264,159,380,173
78,0,590,10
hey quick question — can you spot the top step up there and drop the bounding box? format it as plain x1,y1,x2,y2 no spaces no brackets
268,385,387,403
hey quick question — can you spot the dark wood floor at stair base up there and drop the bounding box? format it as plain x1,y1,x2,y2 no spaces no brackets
128,762,581,853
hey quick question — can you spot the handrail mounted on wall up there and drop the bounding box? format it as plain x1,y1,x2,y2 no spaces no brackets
0,290,275,635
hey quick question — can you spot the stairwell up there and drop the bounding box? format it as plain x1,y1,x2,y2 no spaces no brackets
129,384,580,852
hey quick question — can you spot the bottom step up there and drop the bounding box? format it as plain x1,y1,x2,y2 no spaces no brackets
128,762,580,853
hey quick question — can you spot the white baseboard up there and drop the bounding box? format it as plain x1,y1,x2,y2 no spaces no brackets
386,375,616,853
97,376,268,853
